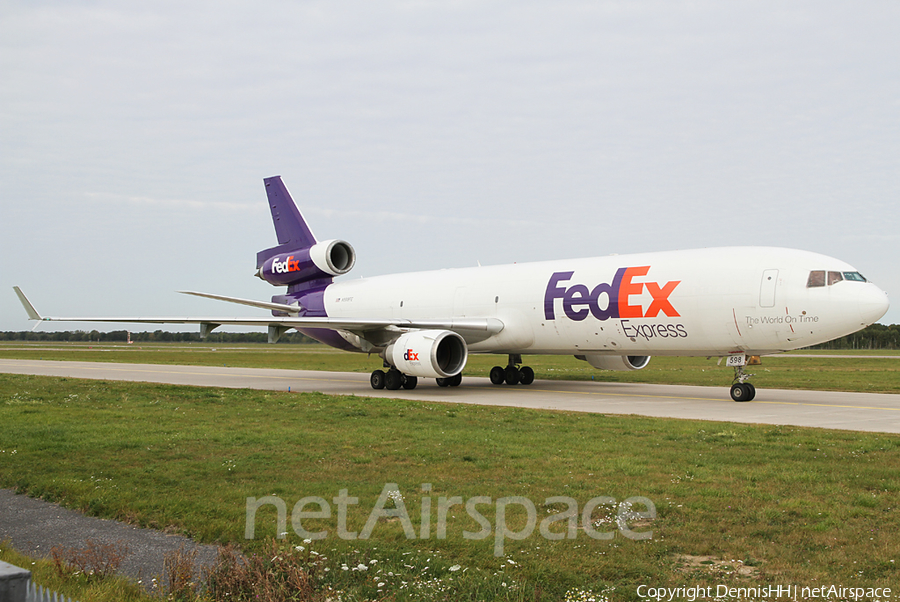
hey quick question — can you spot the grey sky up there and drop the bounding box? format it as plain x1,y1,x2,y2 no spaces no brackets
2,0,898,331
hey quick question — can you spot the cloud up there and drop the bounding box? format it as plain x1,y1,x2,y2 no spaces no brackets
1,1,898,328
82,192,255,213
306,206,541,230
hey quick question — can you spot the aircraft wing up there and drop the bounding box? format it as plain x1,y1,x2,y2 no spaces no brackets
12,287,504,342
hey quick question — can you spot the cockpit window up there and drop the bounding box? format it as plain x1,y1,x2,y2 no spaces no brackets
807,271,825,287
808,270,867,288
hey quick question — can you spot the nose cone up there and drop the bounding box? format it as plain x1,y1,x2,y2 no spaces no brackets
859,284,890,325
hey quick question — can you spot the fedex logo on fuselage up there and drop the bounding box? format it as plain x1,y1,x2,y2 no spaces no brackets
272,255,301,274
544,266,680,321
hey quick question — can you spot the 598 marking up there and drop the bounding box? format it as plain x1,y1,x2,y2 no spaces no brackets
726,355,746,367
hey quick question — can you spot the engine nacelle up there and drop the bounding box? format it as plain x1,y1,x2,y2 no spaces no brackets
577,354,651,371
258,239,356,286
386,330,468,379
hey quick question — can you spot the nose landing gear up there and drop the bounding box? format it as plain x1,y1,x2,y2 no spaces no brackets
730,364,756,401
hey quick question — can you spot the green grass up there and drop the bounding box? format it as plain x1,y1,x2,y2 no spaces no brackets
1,373,899,600
0,541,154,602
1,341,899,393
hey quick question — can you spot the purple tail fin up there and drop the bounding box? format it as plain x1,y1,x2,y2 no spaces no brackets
255,176,356,302
257,176,317,268
264,176,316,247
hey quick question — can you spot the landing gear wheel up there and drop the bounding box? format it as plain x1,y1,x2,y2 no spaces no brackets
505,366,520,385
519,366,535,385
730,383,753,402
730,361,756,402
385,370,403,391
402,375,418,390
490,366,505,385
436,374,462,387
370,370,386,390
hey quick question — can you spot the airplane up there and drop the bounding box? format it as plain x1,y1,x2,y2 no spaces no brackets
14,176,890,401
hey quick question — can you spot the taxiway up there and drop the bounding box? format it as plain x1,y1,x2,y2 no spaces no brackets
1,359,898,434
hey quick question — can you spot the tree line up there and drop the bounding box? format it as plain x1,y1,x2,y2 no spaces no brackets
2,323,898,349
809,323,900,350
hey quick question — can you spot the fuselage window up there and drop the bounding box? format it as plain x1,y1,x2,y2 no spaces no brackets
843,271,867,282
807,271,825,287
827,271,844,286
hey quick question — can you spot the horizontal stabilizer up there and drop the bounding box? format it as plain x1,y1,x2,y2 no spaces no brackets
178,290,302,315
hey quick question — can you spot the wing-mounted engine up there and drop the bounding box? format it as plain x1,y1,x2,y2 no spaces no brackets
576,354,651,371
257,239,356,287
385,329,468,378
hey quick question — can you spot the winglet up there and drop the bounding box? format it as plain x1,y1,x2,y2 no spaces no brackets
13,286,42,321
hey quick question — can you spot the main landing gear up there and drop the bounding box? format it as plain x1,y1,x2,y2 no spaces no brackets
436,373,463,387
369,367,461,390
490,354,535,386
730,364,756,402
370,354,537,391
370,368,418,391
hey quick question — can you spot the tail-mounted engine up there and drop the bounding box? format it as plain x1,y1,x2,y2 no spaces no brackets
257,239,356,287
385,330,468,378
576,354,651,371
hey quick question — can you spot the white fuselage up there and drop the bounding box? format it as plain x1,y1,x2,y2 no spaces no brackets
323,247,889,357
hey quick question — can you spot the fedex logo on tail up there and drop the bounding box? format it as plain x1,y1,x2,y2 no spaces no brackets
272,255,301,274
544,267,680,322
